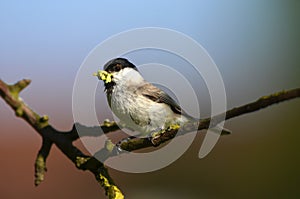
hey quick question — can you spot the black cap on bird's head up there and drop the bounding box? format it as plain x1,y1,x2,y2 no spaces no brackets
97,58,137,94
103,58,137,73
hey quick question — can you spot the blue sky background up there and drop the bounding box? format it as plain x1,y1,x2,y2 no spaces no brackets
0,1,299,199
1,0,299,128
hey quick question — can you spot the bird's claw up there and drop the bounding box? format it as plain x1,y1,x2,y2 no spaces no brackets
116,136,136,154
148,130,163,146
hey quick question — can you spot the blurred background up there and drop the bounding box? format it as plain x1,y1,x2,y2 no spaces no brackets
0,0,299,198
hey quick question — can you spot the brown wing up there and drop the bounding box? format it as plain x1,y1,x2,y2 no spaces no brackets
136,83,183,115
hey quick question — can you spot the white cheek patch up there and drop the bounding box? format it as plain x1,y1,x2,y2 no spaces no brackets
114,68,144,85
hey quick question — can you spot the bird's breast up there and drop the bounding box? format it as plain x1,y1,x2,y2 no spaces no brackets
107,83,185,135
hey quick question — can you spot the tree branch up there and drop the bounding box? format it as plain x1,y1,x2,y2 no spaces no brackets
1,78,299,198
114,88,300,152
0,79,124,199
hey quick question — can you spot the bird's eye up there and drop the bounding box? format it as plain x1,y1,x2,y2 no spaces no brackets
114,64,122,72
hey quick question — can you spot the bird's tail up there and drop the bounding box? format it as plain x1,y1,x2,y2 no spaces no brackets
211,124,232,135
183,114,232,136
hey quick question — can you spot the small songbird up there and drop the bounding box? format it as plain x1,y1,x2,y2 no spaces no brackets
94,58,198,137
94,58,230,141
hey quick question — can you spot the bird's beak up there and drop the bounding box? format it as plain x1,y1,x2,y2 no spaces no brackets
93,70,113,84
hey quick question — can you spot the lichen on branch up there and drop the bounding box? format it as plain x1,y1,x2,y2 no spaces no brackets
0,78,299,199
0,79,124,199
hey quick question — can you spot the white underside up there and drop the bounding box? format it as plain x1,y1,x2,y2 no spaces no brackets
108,68,189,136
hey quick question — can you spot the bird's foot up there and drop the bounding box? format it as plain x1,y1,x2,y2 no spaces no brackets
116,136,136,153
149,124,181,146
148,128,165,146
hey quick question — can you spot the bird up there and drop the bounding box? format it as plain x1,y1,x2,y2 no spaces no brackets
94,58,230,143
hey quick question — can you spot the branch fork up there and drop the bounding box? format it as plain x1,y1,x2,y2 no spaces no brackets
1,78,299,199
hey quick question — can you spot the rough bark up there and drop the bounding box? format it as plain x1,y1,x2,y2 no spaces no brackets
1,78,299,198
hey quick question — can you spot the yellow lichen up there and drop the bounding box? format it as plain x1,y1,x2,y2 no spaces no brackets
40,115,49,122
260,90,286,100
15,106,23,116
103,119,115,127
151,124,181,140
110,185,124,199
151,131,162,139
169,123,180,130
105,139,115,152
34,154,46,186
75,156,90,168
98,173,124,199
260,95,269,100
37,115,49,129
273,90,286,97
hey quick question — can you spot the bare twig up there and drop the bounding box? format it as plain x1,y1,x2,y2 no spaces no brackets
1,78,299,199
0,79,124,199
115,88,300,152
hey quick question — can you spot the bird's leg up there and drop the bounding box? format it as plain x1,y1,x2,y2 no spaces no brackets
149,124,181,145
149,128,164,142
115,135,137,153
